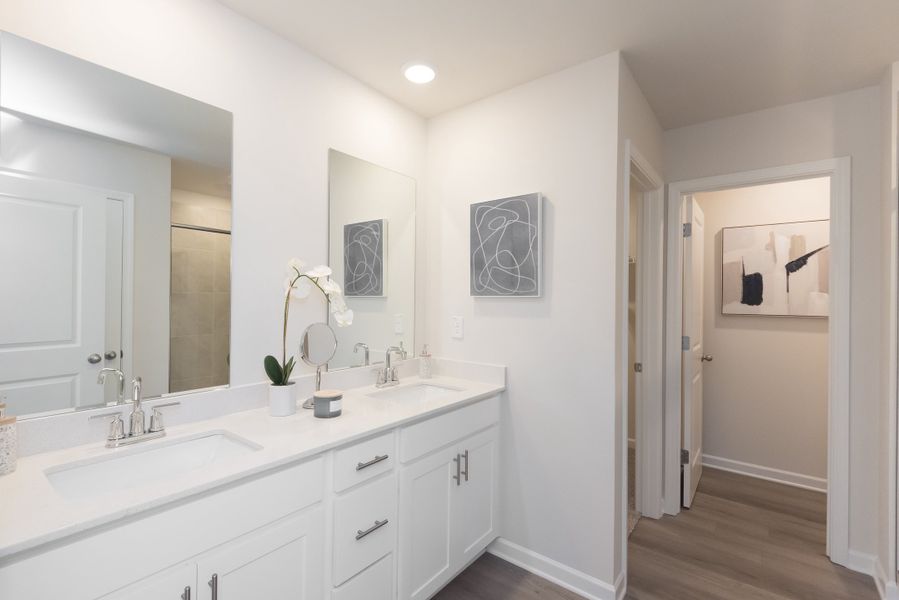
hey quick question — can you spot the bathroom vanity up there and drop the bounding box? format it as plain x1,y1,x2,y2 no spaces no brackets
0,372,504,600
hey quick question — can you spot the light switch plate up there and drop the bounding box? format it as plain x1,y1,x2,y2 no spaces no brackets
451,316,464,339
393,314,404,334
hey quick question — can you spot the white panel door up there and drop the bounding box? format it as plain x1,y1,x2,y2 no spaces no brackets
101,563,196,600
0,171,108,414
398,445,458,600
196,507,324,600
452,427,498,565
682,196,705,507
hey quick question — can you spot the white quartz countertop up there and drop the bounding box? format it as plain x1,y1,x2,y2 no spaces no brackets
0,375,504,560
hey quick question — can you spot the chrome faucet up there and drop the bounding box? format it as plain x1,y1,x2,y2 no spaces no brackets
354,342,370,366
89,377,180,448
376,346,404,388
97,368,126,405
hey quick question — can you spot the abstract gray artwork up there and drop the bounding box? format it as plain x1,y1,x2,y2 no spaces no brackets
721,219,829,316
344,219,385,296
470,193,543,297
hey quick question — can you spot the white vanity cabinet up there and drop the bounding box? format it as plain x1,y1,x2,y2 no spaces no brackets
0,393,501,600
397,401,500,600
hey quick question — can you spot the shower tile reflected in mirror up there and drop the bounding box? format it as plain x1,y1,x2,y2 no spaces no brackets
328,150,415,370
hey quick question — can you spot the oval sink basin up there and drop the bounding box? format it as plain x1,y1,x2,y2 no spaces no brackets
45,430,261,501
366,383,460,403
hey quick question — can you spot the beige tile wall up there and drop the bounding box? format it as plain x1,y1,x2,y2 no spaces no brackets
170,200,231,393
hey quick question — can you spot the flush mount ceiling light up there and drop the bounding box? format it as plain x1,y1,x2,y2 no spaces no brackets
403,63,436,84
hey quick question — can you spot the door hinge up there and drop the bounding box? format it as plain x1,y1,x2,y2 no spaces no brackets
682,335,690,351
683,222,692,237
681,449,690,465
633,362,643,373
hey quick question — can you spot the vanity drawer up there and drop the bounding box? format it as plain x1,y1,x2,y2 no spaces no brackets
333,473,397,585
400,396,499,462
333,432,395,492
332,554,394,600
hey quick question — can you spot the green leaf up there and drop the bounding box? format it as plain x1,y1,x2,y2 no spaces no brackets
282,356,296,382
264,355,284,385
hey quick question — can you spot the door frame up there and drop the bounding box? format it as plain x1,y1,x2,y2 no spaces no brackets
663,158,852,566
619,140,665,577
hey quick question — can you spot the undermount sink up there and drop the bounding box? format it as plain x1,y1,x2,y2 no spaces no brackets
366,383,461,402
45,430,262,501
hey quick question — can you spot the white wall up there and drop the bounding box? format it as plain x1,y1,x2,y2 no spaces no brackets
0,112,171,397
664,86,882,557
328,151,416,368
0,0,428,391
695,178,830,483
425,54,622,591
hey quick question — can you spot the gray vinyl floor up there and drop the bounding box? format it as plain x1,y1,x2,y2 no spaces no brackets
434,468,879,600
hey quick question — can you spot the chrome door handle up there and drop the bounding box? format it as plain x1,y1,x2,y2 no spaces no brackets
87,353,102,364
105,350,117,360
461,450,469,482
356,454,389,471
701,354,713,362
209,574,218,600
453,453,461,486
181,586,191,600
356,519,389,540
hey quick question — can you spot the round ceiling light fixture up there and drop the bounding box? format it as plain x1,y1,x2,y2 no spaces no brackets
403,63,436,84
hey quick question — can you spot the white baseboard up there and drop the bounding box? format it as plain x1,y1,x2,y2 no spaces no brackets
874,556,899,600
702,454,827,493
488,538,617,600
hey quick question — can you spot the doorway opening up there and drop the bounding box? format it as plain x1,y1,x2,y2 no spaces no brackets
681,177,831,510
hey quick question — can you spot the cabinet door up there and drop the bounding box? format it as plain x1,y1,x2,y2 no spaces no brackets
196,507,324,600
398,445,460,600
102,563,196,600
452,427,499,564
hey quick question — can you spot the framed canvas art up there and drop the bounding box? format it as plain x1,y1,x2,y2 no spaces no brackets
470,193,543,297
721,219,829,317
343,218,386,297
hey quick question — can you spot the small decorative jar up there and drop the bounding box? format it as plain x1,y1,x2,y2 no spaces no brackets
313,389,343,419
0,402,17,476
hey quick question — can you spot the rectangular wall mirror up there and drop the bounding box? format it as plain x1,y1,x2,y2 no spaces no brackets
0,32,233,418
328,150,415,369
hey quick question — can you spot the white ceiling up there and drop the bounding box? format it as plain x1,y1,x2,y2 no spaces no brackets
218,0,899,129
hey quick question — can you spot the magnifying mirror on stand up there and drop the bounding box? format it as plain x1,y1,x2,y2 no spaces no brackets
300,323,338,409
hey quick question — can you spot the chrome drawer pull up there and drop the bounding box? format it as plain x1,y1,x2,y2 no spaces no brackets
356,454,389,471
209,574,218,600
453,453,461,486
356,519,389,540
461,450,469,482
181,586,191,600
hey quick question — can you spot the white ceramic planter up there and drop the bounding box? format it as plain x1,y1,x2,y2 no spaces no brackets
268,382,298,417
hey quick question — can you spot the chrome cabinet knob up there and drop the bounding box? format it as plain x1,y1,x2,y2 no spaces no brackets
104,350,117,360
701,354,714,362
87,353,102,364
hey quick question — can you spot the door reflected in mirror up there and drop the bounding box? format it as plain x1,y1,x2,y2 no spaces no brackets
328,150,415,370
0,32,233,418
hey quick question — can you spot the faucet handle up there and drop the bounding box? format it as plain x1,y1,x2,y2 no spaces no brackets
148,401,180,433
90,411,125,442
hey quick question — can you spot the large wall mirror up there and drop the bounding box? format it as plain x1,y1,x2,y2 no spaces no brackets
0,33,233,418
328,150,415,369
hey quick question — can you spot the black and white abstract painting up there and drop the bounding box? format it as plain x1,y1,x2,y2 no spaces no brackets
470,193,542,297
344,219,385,297
722,219,829,317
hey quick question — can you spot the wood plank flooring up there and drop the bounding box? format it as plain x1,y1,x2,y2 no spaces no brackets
435,468,879,600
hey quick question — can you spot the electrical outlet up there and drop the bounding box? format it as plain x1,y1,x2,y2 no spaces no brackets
393,314,404,334
451,316,464,339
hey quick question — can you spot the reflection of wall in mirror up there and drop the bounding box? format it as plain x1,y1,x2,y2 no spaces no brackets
328,151,415,370
0,111,171,408
170,189,231,393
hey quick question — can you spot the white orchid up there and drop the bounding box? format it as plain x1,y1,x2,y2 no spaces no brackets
284,275,312,299
333,307,354,327
286,257,306,276
320,278,342,297
305,265,333,279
